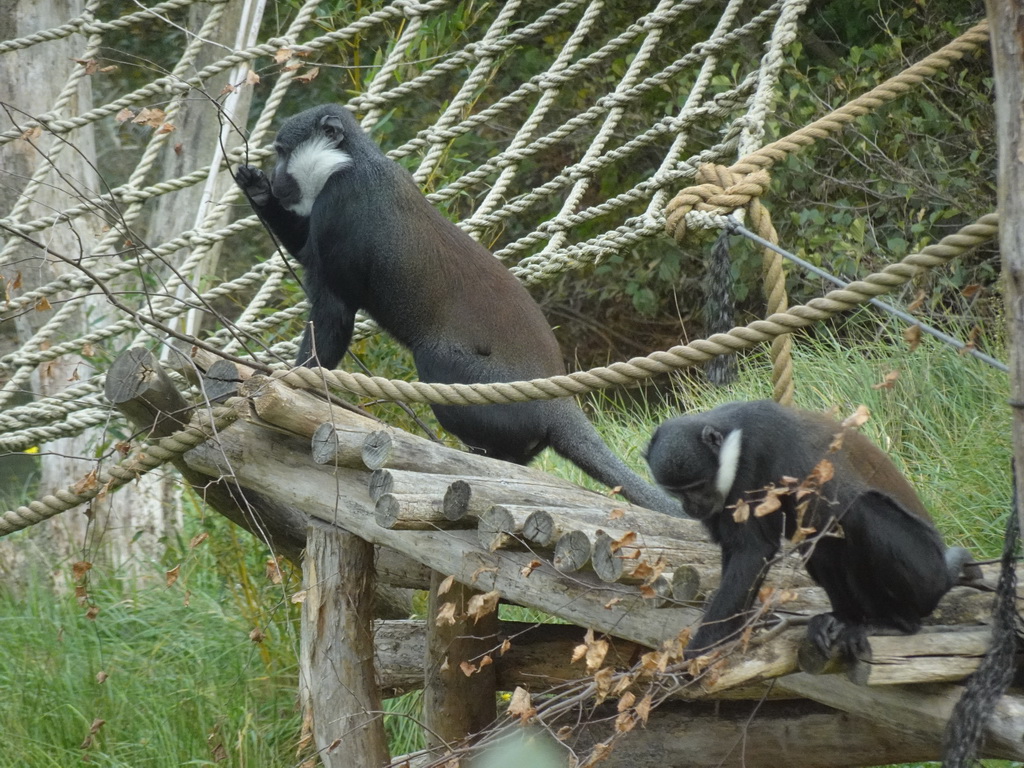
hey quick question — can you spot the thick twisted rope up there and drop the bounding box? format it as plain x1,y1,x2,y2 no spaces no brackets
269,213,997,405
1,213,995,531
0,403,240,538
661,19,990,404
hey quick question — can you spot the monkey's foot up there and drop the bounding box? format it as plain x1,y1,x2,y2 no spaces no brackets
807,613,871,660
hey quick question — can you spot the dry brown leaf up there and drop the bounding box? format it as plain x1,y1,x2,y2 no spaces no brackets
907,289,927,313
585,638,609,673
35,296,52,311
294,66,320,83
611,531,637,552
115,108,135,123
72,561,92,581
872,370,900,390
74,58,98,74
246,69,261,85
466,590,500,622
250,627,265,643
508,686,535,721
520,559,542,577
435,602,458,626
189,532,209,549
841,405,870,429
807,459,835,486
437,574,456,595
614,710,636,733
290,590,306,604
754,490,782,518
904,324,922,351
85,605,100,620
166,564,180,587
96,670,108,684
20,125,42,141
132,107,166,128
274,48,293,63
603,596,623,609
609,507,625,520
479,654,493,669
265,558,283,584
459,660,477,677
594,667,615,703
732,498,750,523
616,692,636,712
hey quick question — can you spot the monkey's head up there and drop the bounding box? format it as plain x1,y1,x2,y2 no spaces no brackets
645,414,743,521
270,104,365,216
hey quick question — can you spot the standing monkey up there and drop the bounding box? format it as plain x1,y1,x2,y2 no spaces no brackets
235,104,678,515
645,400,977,657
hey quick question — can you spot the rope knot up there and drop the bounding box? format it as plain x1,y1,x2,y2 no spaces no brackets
664,164,771,243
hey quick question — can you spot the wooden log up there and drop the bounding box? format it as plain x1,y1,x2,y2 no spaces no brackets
182,420,706,648
374,493,475,531
571,699,942,767
202,358,253,402
798,626,997,685
300,520,389,767
107,347,308,564
425,573,498,749
240,374,374,440
988,0,1024,538
165,340,241,386
849,627,995,686
778,672,1024,760
669,566,702,602
592,530,666,584
312,421,369,468
477,505,531,550
553,530,593,573
441,476,601,520
357,427,581,490
368,468,452,502
374,620,643,695
106,346,194,437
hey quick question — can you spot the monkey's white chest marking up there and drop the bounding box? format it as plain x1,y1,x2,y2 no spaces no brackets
285,136,351,216
716,429,742,497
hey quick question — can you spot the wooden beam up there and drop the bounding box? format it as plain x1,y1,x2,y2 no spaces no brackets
424,574,499,750
986,0,1024,534
300,520,389,767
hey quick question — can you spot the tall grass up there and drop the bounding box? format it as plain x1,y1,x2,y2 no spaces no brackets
0,324,1012,765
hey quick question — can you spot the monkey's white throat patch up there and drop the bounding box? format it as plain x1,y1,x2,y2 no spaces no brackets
715,429,742,497
284,136,352,216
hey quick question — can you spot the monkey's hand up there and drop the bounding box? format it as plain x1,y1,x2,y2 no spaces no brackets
234,165,272,208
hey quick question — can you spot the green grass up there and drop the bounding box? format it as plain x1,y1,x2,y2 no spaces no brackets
0,323,1015,765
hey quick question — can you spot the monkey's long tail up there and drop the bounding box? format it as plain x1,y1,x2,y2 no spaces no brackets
942,501,1020,766
548,406,682,517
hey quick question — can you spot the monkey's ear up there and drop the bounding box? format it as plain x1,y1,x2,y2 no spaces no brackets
320,115,346,143
700,424,725,454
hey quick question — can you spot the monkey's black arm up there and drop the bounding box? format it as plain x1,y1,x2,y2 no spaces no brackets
296,276,355,369
234,165,311,259
688,529,778,656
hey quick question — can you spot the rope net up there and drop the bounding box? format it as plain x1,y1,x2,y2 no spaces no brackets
0,0,811,456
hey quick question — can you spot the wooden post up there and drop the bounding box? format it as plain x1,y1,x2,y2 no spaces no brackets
300,520,389,768
424,572,499,753
987,1,1024,532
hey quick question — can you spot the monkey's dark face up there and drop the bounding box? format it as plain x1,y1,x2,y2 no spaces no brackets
270,105,357,216
645,416,742,521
